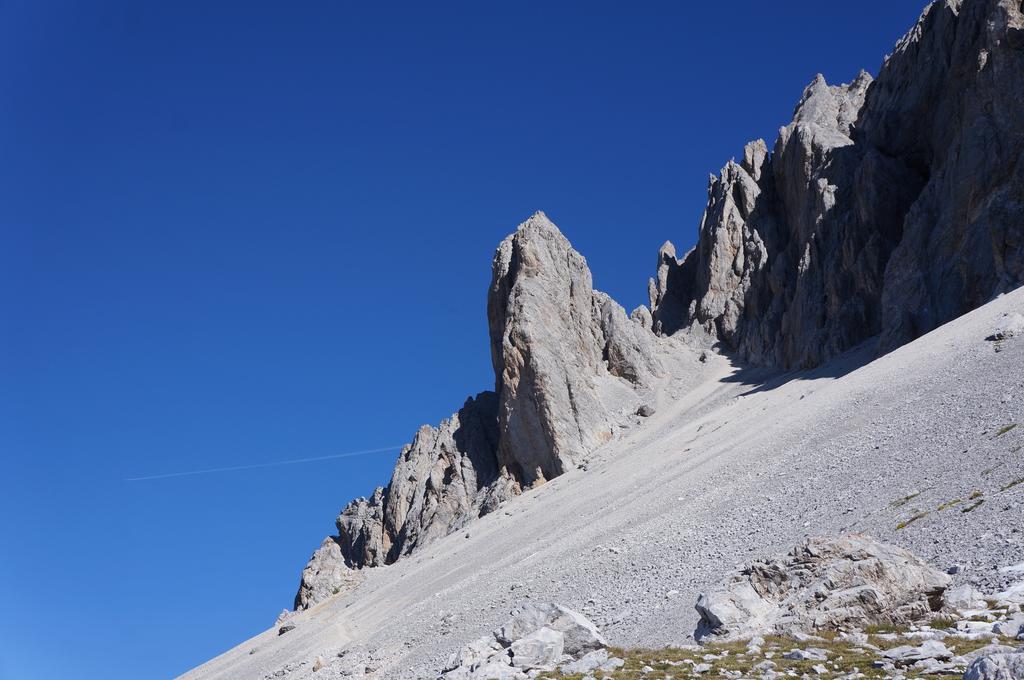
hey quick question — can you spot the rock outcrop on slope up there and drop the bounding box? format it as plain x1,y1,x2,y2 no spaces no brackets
295,213,667,609
336,391,513,571
651,0,1024,368
694,534,951,641
965,653,1024,680
293,537,365,611
440,602,612,678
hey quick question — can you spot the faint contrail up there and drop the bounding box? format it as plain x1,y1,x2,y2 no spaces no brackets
124,445,404,481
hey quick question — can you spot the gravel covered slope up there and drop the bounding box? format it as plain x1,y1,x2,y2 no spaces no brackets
182,287,1024,680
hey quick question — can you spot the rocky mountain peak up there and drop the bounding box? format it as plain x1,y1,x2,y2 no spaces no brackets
294,212,666,608
291,0,1024,616
789,71,872,140
488,212,613,485
650,0,1024,368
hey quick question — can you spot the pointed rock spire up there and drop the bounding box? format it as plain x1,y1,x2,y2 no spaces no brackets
488,211,640,485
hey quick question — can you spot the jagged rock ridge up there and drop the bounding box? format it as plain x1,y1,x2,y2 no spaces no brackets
650,0,1024,368
331,391,511,572
295,213,664,609
295,0,1024,611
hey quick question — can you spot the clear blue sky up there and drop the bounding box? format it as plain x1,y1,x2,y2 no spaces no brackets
1,2,924,678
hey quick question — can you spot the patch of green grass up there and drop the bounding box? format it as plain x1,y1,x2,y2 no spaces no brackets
937,498,962,510
896,512,928,530
962,499,984,512
540,630,1024,679
890,491,922,508
946,634,1017,657
1000,477,1024,492
996,423,1018,437
928,616,956,630
543,637,870,679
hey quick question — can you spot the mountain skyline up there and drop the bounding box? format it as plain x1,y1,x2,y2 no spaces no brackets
2,2,944,679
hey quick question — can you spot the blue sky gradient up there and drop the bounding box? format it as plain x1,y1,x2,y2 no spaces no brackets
1,2,924,678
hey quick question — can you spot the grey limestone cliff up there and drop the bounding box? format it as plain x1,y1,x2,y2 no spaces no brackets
651,0,1024,367
487,213,662,486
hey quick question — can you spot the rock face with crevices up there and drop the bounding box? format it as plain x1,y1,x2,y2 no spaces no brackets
694,534,952,641
488,213,662,486
335,391,513,570
293,392,513,607
487,215,612,486
651,0,1024,368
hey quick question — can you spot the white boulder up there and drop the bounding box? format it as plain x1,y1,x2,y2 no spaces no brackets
495,602,606,656
963,653,1024,680
509,627,563,670
695,534,951,641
